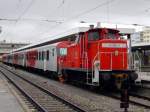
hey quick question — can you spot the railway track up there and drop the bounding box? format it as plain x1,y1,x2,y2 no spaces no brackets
106,92,150,109
0,65,87,112
100,87,150,109
1,64,150,111
129,87,150,108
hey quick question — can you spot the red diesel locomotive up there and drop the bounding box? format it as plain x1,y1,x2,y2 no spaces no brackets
2,26,138,89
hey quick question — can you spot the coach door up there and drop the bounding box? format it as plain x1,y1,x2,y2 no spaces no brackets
43,50,50,71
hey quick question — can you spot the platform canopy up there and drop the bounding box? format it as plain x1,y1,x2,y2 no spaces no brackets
0,0,150,43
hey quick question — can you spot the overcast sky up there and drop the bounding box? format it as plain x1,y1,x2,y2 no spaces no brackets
0,0,150,44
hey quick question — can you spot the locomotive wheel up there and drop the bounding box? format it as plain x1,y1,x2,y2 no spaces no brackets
58,74,65,83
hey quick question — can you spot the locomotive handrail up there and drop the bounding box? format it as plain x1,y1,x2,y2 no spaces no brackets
81,52,88,69
133,52,141,72
91,52,99,79
90,43,101,85
129,52,133,70
84,52,89,84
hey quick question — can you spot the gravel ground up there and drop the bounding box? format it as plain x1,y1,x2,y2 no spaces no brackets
4,64,150,112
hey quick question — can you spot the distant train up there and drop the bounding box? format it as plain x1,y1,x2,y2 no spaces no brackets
2,26,138,89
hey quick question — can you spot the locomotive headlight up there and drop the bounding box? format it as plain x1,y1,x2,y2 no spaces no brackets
94,60,100,68
95,62,100,67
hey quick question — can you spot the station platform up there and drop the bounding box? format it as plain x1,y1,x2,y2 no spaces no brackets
0,73,24,112
136,71,150,82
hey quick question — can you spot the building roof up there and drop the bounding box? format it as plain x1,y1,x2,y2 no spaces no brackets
132,42,150,50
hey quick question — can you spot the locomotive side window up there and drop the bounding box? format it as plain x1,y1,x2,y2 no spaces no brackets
88,31,99,41
60,48,67,56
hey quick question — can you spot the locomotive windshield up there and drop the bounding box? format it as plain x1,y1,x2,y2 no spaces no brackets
88,31,99,41
106,29,118,39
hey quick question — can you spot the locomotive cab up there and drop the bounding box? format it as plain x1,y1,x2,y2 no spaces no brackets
84,28,137,88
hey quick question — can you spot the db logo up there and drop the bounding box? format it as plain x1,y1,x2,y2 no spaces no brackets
114,50,119,56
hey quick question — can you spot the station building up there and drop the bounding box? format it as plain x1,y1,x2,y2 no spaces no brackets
131,32,142,44
130,27,150,72
142,27,150,43
132,42,150,72
0,40,29,57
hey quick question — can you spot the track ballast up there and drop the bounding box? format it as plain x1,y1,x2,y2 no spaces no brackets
0,65,87,112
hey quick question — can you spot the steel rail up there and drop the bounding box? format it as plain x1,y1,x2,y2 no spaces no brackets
0,65,87,112
101,92,150,109
0,69,48,112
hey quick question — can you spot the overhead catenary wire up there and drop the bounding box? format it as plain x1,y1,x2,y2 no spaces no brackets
37,0,116,41
2,0,148,43
68,0,115,21
45,0,65,23
1,0,115,30
15,0,35,23
0,0,65,23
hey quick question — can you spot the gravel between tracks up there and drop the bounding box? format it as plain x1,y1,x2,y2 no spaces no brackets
3,64,150,112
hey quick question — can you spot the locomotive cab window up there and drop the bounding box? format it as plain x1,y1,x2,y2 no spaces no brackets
88,31,100,41
106,30,118,39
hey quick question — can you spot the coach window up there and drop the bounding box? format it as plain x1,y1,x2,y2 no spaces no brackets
39,52,41,60
42,51,44,60
40,52,42,60
46,50,49,60
38,52,39,60
38,52,40,60
36,52,38,60
52,49,55,56
26,54,28,60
